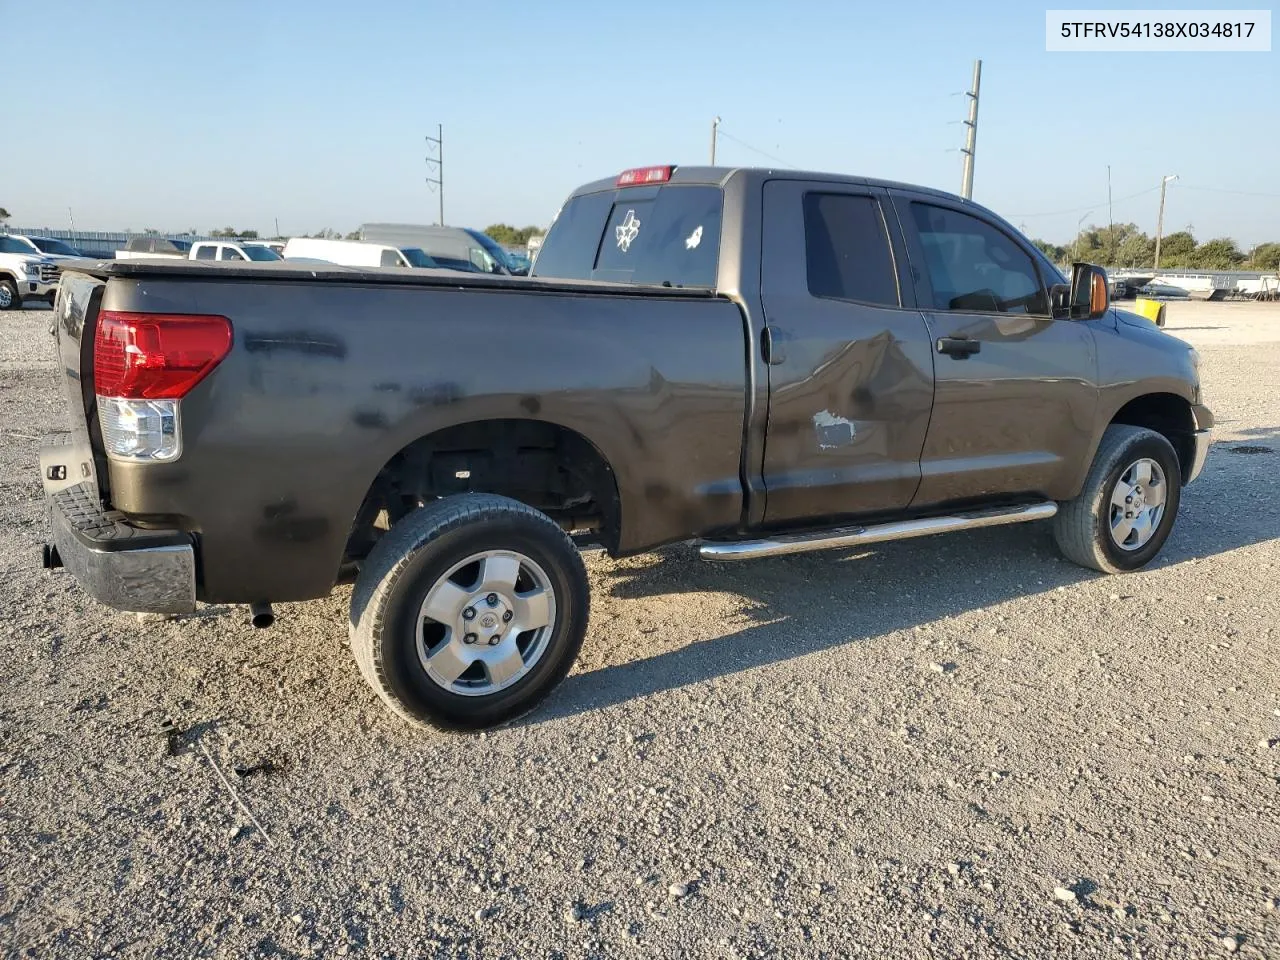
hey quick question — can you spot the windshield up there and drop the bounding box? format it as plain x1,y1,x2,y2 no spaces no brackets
241,245,282,261
0,236,35,254
30,237,81,256
399,247,439,268
463,229,520,274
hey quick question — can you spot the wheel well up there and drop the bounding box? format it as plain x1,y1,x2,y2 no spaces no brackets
344,419,622,564
1109,393,1194,481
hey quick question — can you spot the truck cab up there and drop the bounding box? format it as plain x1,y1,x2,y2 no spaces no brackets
189,240,282,262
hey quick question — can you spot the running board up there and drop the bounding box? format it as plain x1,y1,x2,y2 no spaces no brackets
699,502,1058,562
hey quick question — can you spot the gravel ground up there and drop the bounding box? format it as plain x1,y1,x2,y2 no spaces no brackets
2,300,1278,959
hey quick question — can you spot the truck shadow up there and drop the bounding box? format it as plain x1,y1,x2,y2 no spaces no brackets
530,431,1279,724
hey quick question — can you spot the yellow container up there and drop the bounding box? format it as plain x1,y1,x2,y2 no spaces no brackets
1131,297,1167,328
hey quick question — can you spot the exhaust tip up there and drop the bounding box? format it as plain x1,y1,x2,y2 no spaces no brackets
249,602,275,629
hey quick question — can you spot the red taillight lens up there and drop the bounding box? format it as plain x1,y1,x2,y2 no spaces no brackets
617,165,674,187
94,312,233,400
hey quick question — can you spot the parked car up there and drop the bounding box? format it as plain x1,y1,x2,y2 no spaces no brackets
113,237,193,260
358,224,523,275
0,235,59,308
281,237,442,269
189,240,282,262
40,165,1211,730
9,235,90,261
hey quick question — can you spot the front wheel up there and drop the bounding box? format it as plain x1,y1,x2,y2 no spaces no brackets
0,278,20,311
348,494,589,730
1053,425,1182,573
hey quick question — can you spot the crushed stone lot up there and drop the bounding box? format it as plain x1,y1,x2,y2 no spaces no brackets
2,300,1278,959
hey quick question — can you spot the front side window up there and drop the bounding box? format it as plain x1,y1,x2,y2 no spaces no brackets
195,244,216,260
220,247,245,261
803,193,900,307
909,203,1048,315
381,248,406,268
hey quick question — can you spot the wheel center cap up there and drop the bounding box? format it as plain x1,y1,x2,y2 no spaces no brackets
480,613,498,629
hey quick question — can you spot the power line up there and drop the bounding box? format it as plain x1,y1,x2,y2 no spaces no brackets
1008,185,1160,219
1178,184,1280,200
714,128,795,168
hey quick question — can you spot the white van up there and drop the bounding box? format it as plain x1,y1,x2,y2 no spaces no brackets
281,237,439,269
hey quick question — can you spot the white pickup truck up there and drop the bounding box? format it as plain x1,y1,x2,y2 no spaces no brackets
0,235,59,309
188,240,282,262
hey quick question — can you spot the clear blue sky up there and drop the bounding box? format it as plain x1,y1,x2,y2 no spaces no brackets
4,0,1276,245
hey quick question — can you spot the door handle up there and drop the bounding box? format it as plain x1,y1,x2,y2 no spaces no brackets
937,337,981,359
762,325,786,365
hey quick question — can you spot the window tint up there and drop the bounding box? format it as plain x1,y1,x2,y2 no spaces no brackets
530,191,614,280
220,247,245,261
195,244,216,260
380,248,405,267
592,186,722,287
803,193,899,306
533,185,722,287
909,203,1047,315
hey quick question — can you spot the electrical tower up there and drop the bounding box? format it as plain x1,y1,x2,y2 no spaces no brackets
425,124,444,226
960,60,982,200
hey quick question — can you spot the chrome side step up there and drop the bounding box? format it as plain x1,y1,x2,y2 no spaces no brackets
699,501,1058,562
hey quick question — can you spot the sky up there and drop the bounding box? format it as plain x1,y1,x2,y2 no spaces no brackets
3,0,1277,246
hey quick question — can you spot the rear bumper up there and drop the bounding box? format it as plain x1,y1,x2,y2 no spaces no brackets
44,480,196,615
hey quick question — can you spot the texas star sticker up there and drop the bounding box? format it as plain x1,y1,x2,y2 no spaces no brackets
615,210,641,252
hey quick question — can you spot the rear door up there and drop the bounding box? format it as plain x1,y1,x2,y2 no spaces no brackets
890,191,1097,506
759,180,934,525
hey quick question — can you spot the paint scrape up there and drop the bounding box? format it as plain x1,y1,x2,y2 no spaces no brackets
813,410,856,449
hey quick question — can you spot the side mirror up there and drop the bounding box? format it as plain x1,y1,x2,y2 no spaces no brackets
1051,263,1109,320
1070,262,1109,320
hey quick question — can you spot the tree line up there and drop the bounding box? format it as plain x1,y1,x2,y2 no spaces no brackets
1032,223,1280,272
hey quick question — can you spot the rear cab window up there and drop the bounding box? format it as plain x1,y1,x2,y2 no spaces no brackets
533,184,722,287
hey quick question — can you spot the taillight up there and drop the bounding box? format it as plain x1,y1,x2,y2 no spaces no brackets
94,312,232,462
94,311,232,400
616,165,674,187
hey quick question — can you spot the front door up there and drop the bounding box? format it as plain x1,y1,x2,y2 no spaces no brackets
890,192,1098,507
759,180,935,526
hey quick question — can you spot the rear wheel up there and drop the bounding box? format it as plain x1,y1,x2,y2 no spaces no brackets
0,278,20,311
348,494,589,729
1053,425,1182,573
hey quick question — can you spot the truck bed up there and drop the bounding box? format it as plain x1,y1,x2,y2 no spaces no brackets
71,258,721,298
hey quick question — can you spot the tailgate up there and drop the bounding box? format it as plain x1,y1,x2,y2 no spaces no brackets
41,272,106,498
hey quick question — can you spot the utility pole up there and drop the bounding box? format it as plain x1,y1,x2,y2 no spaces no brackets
1153,174,1178,270
425,124,444,226
710,116,721,165
1106,165,1114,261
960,59,982,200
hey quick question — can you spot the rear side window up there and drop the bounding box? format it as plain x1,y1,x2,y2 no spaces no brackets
194,245,216,260
909,203,1048,315
534,185,722,287
803,193,899,306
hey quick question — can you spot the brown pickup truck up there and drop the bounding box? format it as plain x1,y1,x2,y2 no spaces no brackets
40,165,1212,729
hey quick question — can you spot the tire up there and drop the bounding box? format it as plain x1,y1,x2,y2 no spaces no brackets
1053,425,1182,573
348,493,589,730
0,278,20,311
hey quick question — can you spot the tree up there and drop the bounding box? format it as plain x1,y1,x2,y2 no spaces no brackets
1190,237,1244,270
484,224,544,248
1031,238,1066,263
0,207,9,223
344,230,362,240
1156,231,1196,268
1116,231,1155,268
1252,242,1280,271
